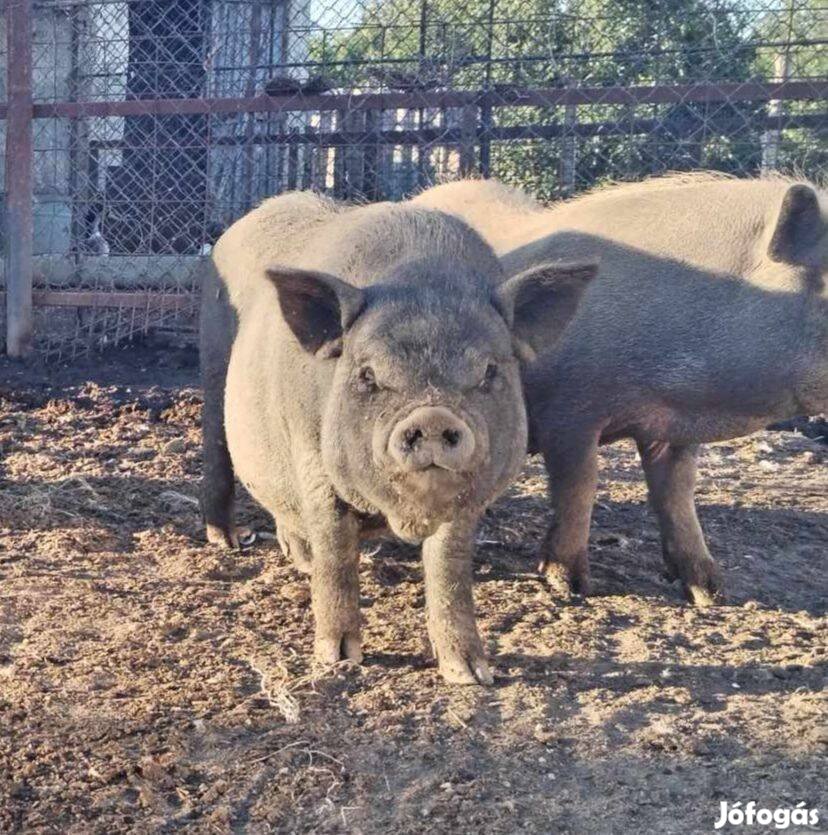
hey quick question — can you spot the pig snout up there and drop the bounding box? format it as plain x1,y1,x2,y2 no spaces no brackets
388,406,476,473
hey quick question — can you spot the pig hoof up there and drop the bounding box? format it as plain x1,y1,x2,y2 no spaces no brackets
686,585,717,607
673,559,722,607
541,560,591,599
238,527,256,546
683,573,723,607
438,653,493,686
206,523,240,549
314,633,363,666
205,524,255,550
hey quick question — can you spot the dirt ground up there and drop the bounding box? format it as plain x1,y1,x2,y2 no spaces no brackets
0,346,826,834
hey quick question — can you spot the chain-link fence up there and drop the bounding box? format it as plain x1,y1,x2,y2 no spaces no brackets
1,0,826,359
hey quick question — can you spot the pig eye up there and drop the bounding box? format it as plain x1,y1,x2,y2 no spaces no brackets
356,366,378,393
480,362,499,390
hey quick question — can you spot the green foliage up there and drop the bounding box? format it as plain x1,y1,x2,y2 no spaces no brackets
306,0,826,197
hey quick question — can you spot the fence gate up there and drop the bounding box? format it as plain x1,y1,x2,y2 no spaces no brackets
1,0,826,359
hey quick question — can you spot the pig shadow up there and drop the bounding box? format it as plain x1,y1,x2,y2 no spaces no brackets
3,467,824,616
480,491,827,616
493,650,825,756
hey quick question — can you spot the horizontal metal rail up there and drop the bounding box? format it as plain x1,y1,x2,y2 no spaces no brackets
11,80,826,121
81,112,826,152
2,290,196,310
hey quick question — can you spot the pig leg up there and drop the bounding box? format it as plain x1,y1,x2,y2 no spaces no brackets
201,382,239,549
422,518,493,686
307,506,363,665
637,441,722,607
537,428,601,597
277,525,313,574
200,271,242,549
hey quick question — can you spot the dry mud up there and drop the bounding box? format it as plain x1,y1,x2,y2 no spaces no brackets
0,350,825,834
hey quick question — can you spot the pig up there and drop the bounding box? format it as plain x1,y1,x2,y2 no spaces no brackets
200,192,597,683
415,173,828,606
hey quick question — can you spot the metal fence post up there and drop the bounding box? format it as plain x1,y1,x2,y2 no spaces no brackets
459,104,477,177
761,51,791,174
5,0,34,357
560,102,578,196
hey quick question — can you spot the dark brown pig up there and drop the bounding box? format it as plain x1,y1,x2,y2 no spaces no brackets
416,174,828,606
200,192,597,683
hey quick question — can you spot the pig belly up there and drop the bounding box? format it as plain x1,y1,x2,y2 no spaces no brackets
603,404,776,447
226,425,291,518
224,376,300,524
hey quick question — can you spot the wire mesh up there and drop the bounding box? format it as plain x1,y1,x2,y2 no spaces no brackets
7,0,828,358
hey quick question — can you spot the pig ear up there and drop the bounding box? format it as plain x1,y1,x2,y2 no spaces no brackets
266,266,365,358
495,260,598,359
768,184,823,264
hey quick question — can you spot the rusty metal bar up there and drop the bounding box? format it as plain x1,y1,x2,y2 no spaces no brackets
78,110,824,153
4,0,34,357
28,291,193,311
20,80,828,121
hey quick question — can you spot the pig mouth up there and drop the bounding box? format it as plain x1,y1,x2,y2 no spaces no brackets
363,402,493,533
374,401,491,476
394,464,471,494
422,462,460,473
375,468,483,544
387,468,476,526
384,476,483,542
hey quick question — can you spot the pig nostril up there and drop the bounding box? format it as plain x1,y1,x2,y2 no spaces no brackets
442,428,461,448
403,428,423,450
